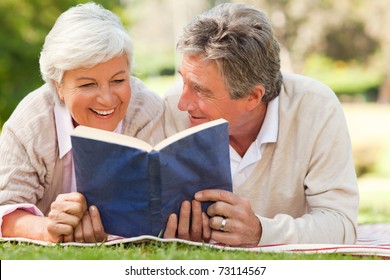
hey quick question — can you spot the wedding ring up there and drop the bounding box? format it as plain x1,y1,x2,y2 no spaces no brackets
220,217,227,231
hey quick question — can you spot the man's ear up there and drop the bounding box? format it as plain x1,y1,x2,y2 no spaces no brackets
246,85,265,111
54,81,64,101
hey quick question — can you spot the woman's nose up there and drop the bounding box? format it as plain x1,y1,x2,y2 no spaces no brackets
96,84,115,105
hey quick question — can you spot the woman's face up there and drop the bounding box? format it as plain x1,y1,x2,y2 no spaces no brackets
56,55,131,131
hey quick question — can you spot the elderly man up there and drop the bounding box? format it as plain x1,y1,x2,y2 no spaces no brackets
163,3,359,247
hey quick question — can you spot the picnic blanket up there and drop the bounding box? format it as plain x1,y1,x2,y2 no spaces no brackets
2,223,389,258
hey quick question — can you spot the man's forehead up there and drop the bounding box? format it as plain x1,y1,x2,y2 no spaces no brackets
179,55,219,76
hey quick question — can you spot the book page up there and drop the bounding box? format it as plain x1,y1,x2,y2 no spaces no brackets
154,118,228,151
72,126,153,152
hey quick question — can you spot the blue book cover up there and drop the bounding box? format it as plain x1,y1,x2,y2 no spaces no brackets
71,119,232,238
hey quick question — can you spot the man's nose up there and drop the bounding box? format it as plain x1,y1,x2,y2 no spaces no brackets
178,85,196,111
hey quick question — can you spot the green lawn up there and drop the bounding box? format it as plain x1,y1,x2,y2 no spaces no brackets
0,239,382,260
2,178,388,260
1,185,387,261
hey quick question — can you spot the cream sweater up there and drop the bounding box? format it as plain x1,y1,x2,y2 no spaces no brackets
0,77,165,216
164,72,359,245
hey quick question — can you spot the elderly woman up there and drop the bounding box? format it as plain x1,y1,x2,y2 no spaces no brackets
0,3,164,243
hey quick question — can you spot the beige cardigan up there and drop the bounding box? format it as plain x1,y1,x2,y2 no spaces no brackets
164,72,359,245
0,77,165,216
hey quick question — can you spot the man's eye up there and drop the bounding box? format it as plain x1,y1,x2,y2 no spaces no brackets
193,86,211,98
194,85,202,93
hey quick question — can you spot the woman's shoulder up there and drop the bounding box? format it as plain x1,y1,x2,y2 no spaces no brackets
2,84,57,139
126,76,164,119
120,77,165,139
9,84,55,116
130,76,164,107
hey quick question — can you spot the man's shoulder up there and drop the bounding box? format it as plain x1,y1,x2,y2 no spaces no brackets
278,72,345,126
280,71,340,107
282,72,335,96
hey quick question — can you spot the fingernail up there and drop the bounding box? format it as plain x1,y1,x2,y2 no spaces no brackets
195,192,202,199
89,205,96,212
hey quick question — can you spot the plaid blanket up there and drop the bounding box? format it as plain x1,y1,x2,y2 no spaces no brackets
2,223,390,258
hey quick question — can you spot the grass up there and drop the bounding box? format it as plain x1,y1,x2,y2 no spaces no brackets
2,194,384,261
303,55,383,100
142,75,181,97
0,240,380,260
142,74,178,96
2,178,386,261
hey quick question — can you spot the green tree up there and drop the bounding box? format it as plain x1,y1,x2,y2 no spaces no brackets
0,0,126,127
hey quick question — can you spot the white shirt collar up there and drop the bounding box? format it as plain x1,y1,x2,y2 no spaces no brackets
54,104,74,159
54,104,123,159
256,95,279,145
230,96,279,173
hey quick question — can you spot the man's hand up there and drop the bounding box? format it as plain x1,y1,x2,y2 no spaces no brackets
163,200,211,242
195,189,262,247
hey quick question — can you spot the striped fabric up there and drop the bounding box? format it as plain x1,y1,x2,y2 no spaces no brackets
2,223,389,258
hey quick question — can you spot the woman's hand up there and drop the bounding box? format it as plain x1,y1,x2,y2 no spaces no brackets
73,205,107,243
45,192,86,242
46,192,107,243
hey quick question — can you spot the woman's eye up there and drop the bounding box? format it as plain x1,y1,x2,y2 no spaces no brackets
112,79,125,84
79,83,95,88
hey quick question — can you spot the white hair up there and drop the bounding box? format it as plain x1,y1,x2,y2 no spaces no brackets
39,2,133,94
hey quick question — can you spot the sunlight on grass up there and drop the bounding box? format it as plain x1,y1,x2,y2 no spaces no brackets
142,75,178,97
303,55,383,98
343,103,390,224
372,145,390,178
358,178,390,224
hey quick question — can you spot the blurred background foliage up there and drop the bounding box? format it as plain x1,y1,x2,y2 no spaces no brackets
0,0,128,128
1,0,390,182
1,0,389,126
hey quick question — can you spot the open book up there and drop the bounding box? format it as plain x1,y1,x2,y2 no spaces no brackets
71,118,232,238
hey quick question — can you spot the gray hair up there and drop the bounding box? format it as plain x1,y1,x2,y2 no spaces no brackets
39,2,133,95
177,3,282,102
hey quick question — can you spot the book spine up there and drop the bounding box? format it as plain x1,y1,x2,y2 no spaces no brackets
148,151,162,236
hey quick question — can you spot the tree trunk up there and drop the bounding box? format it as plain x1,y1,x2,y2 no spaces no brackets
378,77,390,103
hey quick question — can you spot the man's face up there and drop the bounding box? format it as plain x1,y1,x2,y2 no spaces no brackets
178,54,250,134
